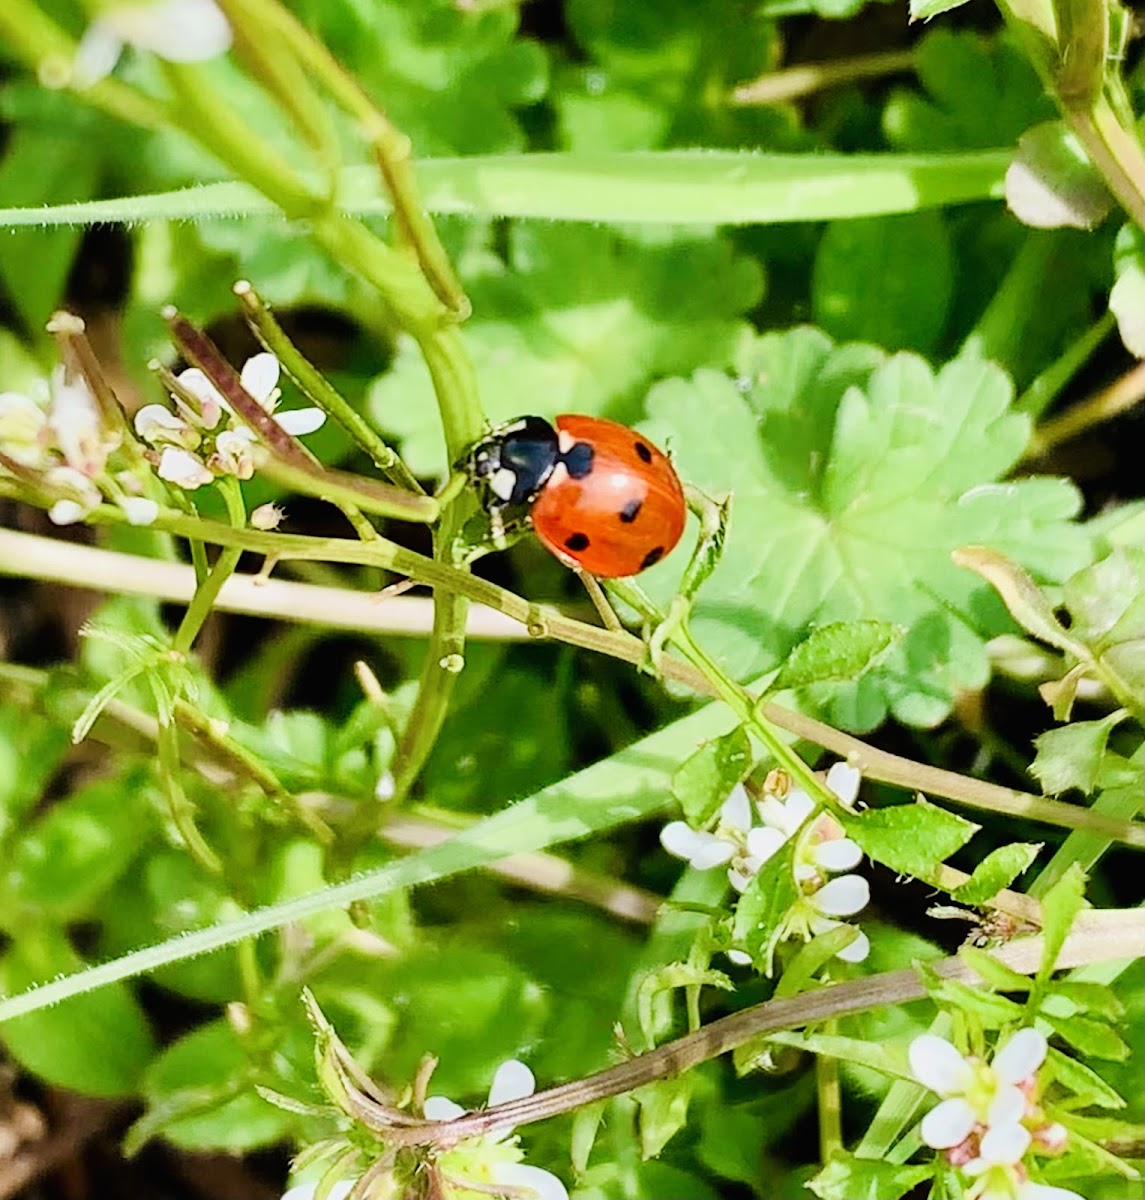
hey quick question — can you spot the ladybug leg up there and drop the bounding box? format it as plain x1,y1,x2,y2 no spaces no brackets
638,485,732,676
573,566,624,632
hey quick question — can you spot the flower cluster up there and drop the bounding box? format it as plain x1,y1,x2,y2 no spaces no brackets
283,1060,567,1200
910,1028,1079,1200
134,352,324,491
660,762,870,965
0,367,157,526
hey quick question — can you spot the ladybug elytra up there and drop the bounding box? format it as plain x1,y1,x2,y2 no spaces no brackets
463,414,686,578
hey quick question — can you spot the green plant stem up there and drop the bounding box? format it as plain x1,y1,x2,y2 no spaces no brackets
172,479,246,654
157,717,223,874
732,48,917,106
816,1023,843,1163
220,0,469,316
1063,94,1145,229
1026,362,1145,459
4,512,1142,849
1015,311,1116,419
233,281,424,493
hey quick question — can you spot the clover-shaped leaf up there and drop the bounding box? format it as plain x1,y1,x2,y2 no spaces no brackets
883,29,1054,152
370,224,762,474
640,327,1091,726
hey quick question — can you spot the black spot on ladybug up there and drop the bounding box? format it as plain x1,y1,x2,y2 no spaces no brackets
565,532,591,552
563,442,595,479
619,498,642,524
640,545,665,570
633,441,653,463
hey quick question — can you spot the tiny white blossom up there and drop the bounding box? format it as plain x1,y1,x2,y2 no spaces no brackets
961,1119,1083,1200
425,1060,569,1200
178,352,325,439
135,404,199,448
116,495,160,525
911,1028,1047,1152
45,466,101,524
0,390,51,468
250,502,285,531
74,0,232,86
212,427,257,480
48,367,117,477
157,446,213,489
281,1181,353,1200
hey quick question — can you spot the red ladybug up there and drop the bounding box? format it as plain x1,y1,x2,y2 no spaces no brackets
463,414,686,578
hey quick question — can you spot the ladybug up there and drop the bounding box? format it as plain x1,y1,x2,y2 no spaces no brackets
463,414,687,578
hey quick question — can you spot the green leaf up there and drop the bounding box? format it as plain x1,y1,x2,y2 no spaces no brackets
773,925,864,998
809,1153,933,1200
640,331,1090,727
772,621,899,691
952,842,1041,904
371,224,763,475
1050,980,1126,1021
0,151,1012,230
1031,713,1126,796
139,1020,292,1152
926,971,1026,1026
0,927,154,1097
840,798,978,880
813,210,954,354
1044,1013,1130,1061
732,841,800,973
1032,864,1088,1006
959,945,1034,993
1045,1046,1126,1109
1005,122,1114,231
910,0,972,18
1111,223,1145,358
671,725,752,826
634,1076,693,1158
883,30,1054,152
1,772,152,921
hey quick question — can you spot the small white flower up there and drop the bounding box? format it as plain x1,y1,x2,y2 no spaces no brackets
911,1028,1047,1152
157,446,213,489
48,367,117,477
0,390,52,468
425,1060,569,1200
135,403,199,448
45,466,101,524
178,352,325,439
281,1181,353,1200
212,427,257,480
660,785,782,892
250,502,285,531
960,1117,1083,1200
74,0,232,86
116,495,160,525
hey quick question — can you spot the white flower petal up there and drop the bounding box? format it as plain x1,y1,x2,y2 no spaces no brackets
834,926,870,963
987,1084,1026,1130
744,826,786,864
725,949,752,965
978,1119,1031,1166
135,404,187,442
720,783,752,832
281,1181,354,1200
1018,1185,1086,1200
727,867,752,893
490,1161,569,1200
660,822,709,863
176,367,227,410
813,838,863,873
275,407,326,436
784,789,815,828
919,1097,977,1149
488,1059,535,1107
992,1027,1047,1083
690,838,737,870
105,0,232,61
158,446,213,489
909,1034,974,1096
117,496,159,525
49,499,87,525
826,762,861,807
241,351,280,403
811,873,869,917
72,22,126,85
424,1096,466,1122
